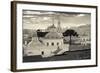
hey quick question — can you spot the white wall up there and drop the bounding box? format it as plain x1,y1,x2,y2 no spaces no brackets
0,0,99,73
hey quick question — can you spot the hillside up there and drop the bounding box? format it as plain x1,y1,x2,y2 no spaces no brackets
70,24,91,36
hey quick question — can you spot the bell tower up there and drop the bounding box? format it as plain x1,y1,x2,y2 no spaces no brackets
57,15,62,32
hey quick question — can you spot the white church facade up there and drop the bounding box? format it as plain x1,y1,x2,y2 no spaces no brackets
24,21,69,57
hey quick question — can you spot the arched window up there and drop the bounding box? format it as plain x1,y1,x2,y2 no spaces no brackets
51,42,54,46
57,42,59,46
47,42,49,46
41,51,44,55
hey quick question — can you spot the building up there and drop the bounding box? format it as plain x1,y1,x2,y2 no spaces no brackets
23,15,70,57
79,35,91,45
24,23,69,58
73,34,91,45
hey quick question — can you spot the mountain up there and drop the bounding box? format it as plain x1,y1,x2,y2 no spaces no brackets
70,24,91,36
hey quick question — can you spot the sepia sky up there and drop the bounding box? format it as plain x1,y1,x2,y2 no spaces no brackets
22,10,91,30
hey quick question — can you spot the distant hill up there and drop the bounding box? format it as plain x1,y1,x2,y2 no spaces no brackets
23,29,34,34
70,24,91,37
23,24,91,38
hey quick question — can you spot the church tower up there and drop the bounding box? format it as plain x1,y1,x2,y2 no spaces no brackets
57,15,62,33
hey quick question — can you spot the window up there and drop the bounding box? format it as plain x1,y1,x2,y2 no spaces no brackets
47,42,49,46
57,42,59,45
41,51,44,55
51,42,54,46
28,52,32,54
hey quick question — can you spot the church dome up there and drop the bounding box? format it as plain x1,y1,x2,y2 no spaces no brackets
47,24,57,32
45,32,63,39
47,24,56,29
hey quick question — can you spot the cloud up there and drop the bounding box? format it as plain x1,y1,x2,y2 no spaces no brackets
23,10,91,29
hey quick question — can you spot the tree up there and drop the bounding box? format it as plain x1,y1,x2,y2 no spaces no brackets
63,29,78,45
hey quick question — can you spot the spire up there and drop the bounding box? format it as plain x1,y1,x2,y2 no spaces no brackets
52,14,54,26
58,16,61,28
57,15,62,32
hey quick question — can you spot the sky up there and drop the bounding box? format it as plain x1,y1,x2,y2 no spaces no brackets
22,10,91,30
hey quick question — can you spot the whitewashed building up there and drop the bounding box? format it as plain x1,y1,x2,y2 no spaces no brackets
24,24,69,58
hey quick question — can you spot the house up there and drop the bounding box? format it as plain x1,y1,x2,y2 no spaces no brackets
79,35,91,45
